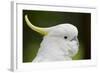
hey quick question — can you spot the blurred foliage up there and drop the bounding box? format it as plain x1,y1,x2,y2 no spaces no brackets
23,10,91,62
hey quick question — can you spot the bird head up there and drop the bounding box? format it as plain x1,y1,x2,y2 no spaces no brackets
25,15,79,58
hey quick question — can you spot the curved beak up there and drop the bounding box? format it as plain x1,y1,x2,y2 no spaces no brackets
25,15,48,35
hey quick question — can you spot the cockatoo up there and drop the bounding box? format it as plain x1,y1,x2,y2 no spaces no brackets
25,15,79,62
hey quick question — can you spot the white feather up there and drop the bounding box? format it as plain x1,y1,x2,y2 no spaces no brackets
32,23,79,62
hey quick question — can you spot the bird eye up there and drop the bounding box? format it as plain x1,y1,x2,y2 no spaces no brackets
64,36,67,39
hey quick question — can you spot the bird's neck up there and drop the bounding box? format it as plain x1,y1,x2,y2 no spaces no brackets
35,37,72,61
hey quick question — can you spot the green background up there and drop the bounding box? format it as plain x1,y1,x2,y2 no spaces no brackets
23,10,91,62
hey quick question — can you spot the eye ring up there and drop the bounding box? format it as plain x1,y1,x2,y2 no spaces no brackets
64,36,67,39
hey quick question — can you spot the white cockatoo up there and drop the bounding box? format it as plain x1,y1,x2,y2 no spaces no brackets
25,15,79,62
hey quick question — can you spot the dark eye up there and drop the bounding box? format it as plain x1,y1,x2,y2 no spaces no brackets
64,36,67,39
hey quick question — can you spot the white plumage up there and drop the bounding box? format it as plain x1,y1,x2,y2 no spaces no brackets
25,15,79,62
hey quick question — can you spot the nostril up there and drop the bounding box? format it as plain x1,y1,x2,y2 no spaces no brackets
71,36,77,41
